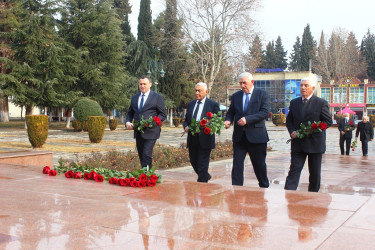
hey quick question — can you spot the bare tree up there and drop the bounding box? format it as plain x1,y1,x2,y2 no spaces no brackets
177,0,259,94
314,31,331,83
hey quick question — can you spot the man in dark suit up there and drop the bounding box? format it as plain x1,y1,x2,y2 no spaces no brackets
125,76,166,168
224,72,270,187
183,82,220,182
338,113,355,155
285,77,332,192
355,115,374,156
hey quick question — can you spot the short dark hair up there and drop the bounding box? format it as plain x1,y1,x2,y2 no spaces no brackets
140,75,152,83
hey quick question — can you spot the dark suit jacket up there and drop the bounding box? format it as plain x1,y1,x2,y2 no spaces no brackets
338,118,355,139
225,89,270,143
286,95,332,154
183,98,220,149
355,121,374,141
125,90,166,139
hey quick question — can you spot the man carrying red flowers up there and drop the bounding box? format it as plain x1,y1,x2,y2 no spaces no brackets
338,113,356,155
285,77,332,192
183,82,220,183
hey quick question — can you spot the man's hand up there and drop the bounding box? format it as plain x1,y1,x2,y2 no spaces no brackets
290,131,297,139
184,126,189,133
341,131,345,135
355,137,358,141
224,121,231,129
126,122,133,130
237,117,247,126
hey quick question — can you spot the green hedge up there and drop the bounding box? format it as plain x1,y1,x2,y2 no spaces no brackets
74,98,103,122
109,118,119,131
88,116,107,143
272,114,285,126
26,115,49,148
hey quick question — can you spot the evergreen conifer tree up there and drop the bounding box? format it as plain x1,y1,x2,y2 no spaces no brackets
138,0,153,49
289,36,302,71
261,41,275,69
361,30,375,80
274,36,287,70
246,34,263,72
300,24,316,71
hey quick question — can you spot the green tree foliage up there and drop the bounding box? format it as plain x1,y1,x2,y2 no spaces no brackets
261,41,275,69
300,24,316,71
137,0,153,49
73,98,103,122
361,30,375,80
289,36,302,71
113,0,134,45
274,36,288,70
246,34,263,72
126,40,151,77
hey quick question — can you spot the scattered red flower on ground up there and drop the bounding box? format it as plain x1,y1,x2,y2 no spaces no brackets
94,174,104,182
150,175,158,183
109,177,118,184
83,173,92,180
74,172,82,179
43,166,50,174
139,174,148,182
49,170,57,176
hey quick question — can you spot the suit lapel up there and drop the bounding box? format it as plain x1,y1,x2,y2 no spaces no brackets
142,91,153,110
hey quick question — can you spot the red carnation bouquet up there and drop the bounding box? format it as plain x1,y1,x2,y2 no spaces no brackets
286,121,328,143
188,111,224,135
133,115,162,134
344,120,354,131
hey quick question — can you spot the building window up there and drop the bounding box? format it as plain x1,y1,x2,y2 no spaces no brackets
368,87,375,104
349,87,364,103
254,80,285,113
320,88,330,103
333,87,347,103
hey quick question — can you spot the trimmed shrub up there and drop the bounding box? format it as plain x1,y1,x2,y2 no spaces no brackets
72,120,82,132
26,115,49,148
272,114,285,126
369,115,375,126
88,116,107,143
73,98,103,122
109,118,119,131
173,117,181,127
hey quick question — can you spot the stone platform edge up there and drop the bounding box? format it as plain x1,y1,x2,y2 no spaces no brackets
0,150,53,167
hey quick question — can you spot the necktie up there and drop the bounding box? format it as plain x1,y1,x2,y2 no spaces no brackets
139,94,145,111
303,99,307,104
301,98,307,116
244,93,250,111
192,101,201,120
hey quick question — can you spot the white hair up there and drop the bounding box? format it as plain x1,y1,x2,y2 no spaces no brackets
195,82,207,91
301,77,317,87
363,115,369,120
238,72,253,81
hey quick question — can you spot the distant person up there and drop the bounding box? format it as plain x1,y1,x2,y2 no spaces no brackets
355,116,374,156
224,72,270,187
125,76,167,168
284,77,332,192
338,113,355,155
183,82,220,182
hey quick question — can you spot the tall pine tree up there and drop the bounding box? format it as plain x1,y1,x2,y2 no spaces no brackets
300,24,316,71
289,36,302,71
274,36,287,70
361,30,375,80
138,0,153,49
261,41,275,69
246,34,263,72
113,0,134,45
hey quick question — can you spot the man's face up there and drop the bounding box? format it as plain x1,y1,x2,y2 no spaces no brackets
195,85,208,101
300,80,315,98
139,78,152,93
239,76,254,94
345,113,350,118
363,117,368,123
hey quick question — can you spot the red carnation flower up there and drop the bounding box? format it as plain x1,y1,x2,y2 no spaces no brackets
65,170,74,178
203,127,211,134
352,148,355,151
200,119,208,126
311,123,318,130
130,180,137,187
83,173,92,180
147,180,156,187
139,174,148,182
206,112,213,118
43,166,51,174
74,172,82,179
139,181,147,187
90,171,98,180
94,174,104,182
49,170,57,176
149,175,158,183
319,122,328,130
153,116,162,126
129,177,136,182
350,121,353,125
109,177,118,184
119,178,130,186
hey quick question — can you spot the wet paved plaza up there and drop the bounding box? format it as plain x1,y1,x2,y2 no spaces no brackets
1,122,375,249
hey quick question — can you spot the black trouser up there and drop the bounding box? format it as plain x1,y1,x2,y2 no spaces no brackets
188,136,212,182
284,151,322,192
232,136,269,187
362,139,369,156
136,133,157,168
339,135,352,155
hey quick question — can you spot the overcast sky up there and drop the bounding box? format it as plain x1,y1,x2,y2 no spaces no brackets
129,0,375,54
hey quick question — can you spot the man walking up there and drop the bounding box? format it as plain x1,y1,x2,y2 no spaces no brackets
284,77,332,192
183,82,220,182
355,116,374,156
224,72,270,187
338,113,355,155
126,76,166,168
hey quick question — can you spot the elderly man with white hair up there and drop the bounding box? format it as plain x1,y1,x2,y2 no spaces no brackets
284,77,332,192
355,115,374,156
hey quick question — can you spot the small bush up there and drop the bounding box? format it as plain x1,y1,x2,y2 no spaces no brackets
26,115,49,148
88,116,107,143
72,120,82,132
109,118,119,131
334,114,344,124
272,114,285,126
173,117,181,127
369,115,375,126
73,98,103,122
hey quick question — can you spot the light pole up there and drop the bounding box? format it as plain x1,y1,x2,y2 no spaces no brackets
147,56,165,93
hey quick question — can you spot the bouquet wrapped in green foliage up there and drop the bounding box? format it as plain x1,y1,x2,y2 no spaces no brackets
286,121,328,143
133,116,162,133
189,111,224,135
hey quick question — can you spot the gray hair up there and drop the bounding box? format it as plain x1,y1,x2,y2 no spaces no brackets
301,77,317,87
238,72,253,81
195,82,207,91
363,115,369,120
